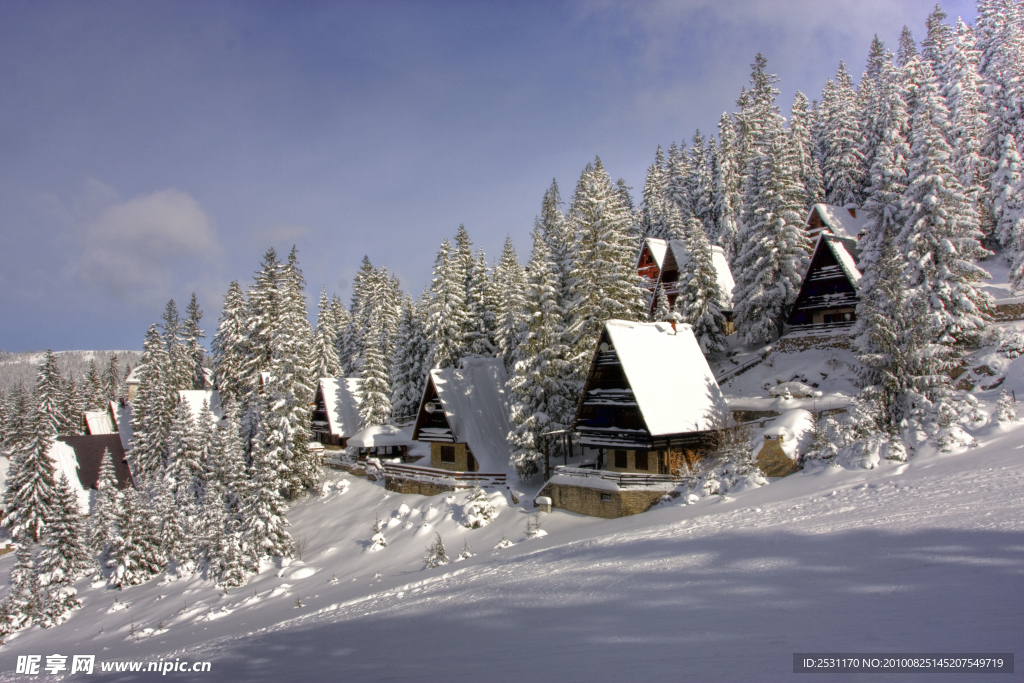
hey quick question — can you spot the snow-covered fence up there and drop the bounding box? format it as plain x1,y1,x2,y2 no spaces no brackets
381,462,507,489
552,465,680,489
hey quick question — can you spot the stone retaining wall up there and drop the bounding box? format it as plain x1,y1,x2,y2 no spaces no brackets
538,482,671,519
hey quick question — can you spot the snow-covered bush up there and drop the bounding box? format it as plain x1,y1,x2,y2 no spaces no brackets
524,514,544,538
683,420,767,499
904,382,983,451
456,540,473,561
834,433,907,470
996,328,1024,359
494,535,512,550
769,382,822,398
370,515,387,551
996,390,1019,423
463,488,500,529
423,533,449,569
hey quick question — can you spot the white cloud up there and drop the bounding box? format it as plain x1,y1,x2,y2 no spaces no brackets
70,188,223,305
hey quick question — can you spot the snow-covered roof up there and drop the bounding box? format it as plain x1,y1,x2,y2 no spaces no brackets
348,424,415,449
47,439,91,513
178,390,224,422
427,357,512,473
318,378,363,438
125,364,143,385
83,401,118,435
815,234,863,288
638,237,670,270
604,320,728,435
666,239,736,309
807,204,868,240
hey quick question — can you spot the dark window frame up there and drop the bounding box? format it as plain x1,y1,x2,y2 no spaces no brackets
440,445,456,462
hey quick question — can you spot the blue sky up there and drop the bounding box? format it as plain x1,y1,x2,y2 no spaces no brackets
0,0,978,352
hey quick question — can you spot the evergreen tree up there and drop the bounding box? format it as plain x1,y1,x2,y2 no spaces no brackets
897,25,919,68
212,281,251,403
1,405,57,543
995,389,1018,423
820,62,866,206
129,325,175,485
0,545,40,634
425,238,470,369
897,57,993,348
465,248,497,357
675,216,728,354
161,299,192,390
567,157,647,379
921,4,954,70
789,91,825,210
653,286,671,322
242,393,295,564
314,287,343,379
358,322,392,428
36,474,91,626
492,236,527,371
328,294,350,374
184,293,207,390
732,55,810,343
84,359,106,411
89,448,122,557
390,294,431,419
103,353,121,403
641,146,671,239
713,112,744,258
35,350,66,437
59,373,84,436
243,249,284,402
107,487,166,589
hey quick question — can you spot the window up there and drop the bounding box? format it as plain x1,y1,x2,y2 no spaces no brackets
614,450,627,468
440,445,455,463
635,451,649,470
600,493,612,502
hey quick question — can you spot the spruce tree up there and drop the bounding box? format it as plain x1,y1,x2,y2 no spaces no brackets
0,545,40,634
242,393,295,564
897,25,919,68
567,157,647,379
820,62,866,206
314,286,343,379
641,146,671,239
358,323,392,429
789,91,825,210
89,448,122,557
184,293,207,390
161,299,192,390
425,238,470,369
36,474,91,626
921,4,953,71
713,112,744,258
84,359,106,411
492,236,527,371
107,487,166,589
35,350,66,437
130,325,175,484
897,57,992,348
103,353,121,403
1,405,57,543
390,294,431,419
212,281,251,403
675,216,728,354
465,248,497,357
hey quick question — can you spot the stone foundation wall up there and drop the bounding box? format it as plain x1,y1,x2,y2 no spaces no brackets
775,331,852,353
383,476,454,496
430,442,471,471
538,482,670,519
994,302,1024,322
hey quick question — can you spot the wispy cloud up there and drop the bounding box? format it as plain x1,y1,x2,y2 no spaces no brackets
69,187,223,305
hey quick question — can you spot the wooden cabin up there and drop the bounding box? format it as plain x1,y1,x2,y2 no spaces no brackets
311,378,362,448
538,320,728,519
787,234,862,329
411,357,512,474
636,237,736,334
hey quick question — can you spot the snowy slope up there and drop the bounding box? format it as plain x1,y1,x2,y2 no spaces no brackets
0,421,1021,682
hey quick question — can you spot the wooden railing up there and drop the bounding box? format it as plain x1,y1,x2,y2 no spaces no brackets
552,465,680,488
714,345,772,383
379,462,507,488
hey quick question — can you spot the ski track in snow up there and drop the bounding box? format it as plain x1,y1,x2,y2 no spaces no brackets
0,425,1022,682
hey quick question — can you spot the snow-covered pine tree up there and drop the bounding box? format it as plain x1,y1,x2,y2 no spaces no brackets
897,57,993,348
425,238,470,369
84,359,106,411
36,474,91,626
732,55,811,343
675,216,727,354
664,142,691,218
89,448,122,557
243,248,284,401
107,487,166,589
358,321,392,429
103,353,121,404
342,256,375,376
183,294,207,390
0,544,40,634
641,146,671,239
653,286,671,322
328,294,350,373
314,286,343,379
1,404,57,543
59,372,84,437
242,393,295,564
507,223,577,479
209,398,248,516
820,61,866,206
423,532,449,569
897,25,919,68
35,350,66,437
567,158,647,379
212,281,251,403
995,390,1018,423
689,131,717,238
465,249,497,357
130,325,175,484
942,19,990,235
789,91,825,210
921,4,954,72
390,294,431,419
161,299,192,391
492,236,527,371
713,112,744,259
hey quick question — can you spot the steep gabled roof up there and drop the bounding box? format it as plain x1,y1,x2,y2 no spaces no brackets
318,378,363,438
416,357,512,473
824,234,862,286
637,237,669,270
83,401,119,435
52,434,134,512
665,239,736,309
602,320,727,435
806,203,868,240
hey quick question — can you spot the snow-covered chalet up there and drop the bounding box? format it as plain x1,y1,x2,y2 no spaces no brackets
538,320,728,519
636,237,736,334
311,378,363,449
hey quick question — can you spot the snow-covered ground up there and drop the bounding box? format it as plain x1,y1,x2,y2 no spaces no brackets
1,414,1021,681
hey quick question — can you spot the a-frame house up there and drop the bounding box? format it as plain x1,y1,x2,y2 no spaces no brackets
787,233,862,329
636,237,736,333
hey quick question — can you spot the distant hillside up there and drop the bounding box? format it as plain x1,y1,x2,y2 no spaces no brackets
0,350,142,393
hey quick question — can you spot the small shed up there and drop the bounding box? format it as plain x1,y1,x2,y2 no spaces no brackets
412,357,512,474
347,424,427,461
312,378,363,448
